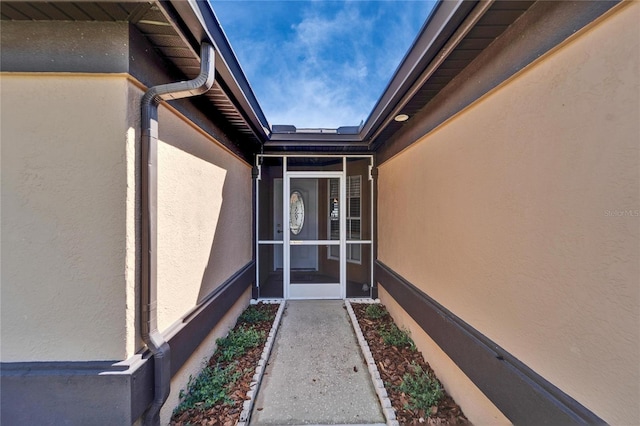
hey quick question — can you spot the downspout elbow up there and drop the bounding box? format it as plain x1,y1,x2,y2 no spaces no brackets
140,41,215,426
141,42,215,128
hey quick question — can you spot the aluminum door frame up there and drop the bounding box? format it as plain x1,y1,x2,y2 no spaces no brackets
284,171,345,299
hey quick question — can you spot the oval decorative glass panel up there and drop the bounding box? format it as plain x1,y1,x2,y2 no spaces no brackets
289,190,305,235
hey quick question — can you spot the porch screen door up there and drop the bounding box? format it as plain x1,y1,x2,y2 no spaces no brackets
286,172,344,299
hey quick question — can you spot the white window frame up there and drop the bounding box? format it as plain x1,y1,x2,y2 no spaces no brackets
328,175,362,264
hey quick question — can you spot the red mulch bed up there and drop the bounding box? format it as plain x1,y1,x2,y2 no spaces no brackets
171,301,467,426
170,303,279,426
351,303,469,425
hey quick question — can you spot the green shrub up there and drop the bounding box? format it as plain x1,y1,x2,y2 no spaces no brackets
174,363,241,414
239,304,274,324
365,303,388,320
378,323,415,350
396,363,444,412
215,326,264,362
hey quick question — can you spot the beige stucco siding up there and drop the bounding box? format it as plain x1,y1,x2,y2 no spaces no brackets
160,288,251,424
379,287,510,425
1,74,252,362
156,100,253,332
1,74,131,362
378,3,639,425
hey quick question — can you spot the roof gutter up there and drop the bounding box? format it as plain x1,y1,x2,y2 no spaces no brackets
365,0,495,145
140,41,215,426
166,0,271,141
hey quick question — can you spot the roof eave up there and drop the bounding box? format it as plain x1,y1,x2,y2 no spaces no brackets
359,0,471,144
167,0,272,143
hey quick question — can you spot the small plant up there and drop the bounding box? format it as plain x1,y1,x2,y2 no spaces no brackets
215,326,264,362
378,323,415,350
396,363,444,412
174,363,241,414
239,304,274,324
365,303,388,320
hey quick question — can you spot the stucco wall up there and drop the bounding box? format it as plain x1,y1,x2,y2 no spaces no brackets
379,287,510,425
159,288,251,424
1,74,252,361
155,99,253,332
377,3,639,425
1,74,133,362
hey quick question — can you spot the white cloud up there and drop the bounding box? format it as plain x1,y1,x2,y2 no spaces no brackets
214,1,435,128
263,5,379,127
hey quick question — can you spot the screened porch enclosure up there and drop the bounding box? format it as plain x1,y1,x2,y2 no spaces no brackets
256,156,374,299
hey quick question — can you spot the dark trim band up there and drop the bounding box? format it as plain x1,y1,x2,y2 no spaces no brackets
0,358,153,426
375,260,606,425
0,261,254,425
167,261,254,375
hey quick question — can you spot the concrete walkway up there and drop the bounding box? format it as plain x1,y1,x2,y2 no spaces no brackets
250,300,385,425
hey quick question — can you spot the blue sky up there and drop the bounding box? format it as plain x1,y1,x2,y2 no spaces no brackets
210,1,436,129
